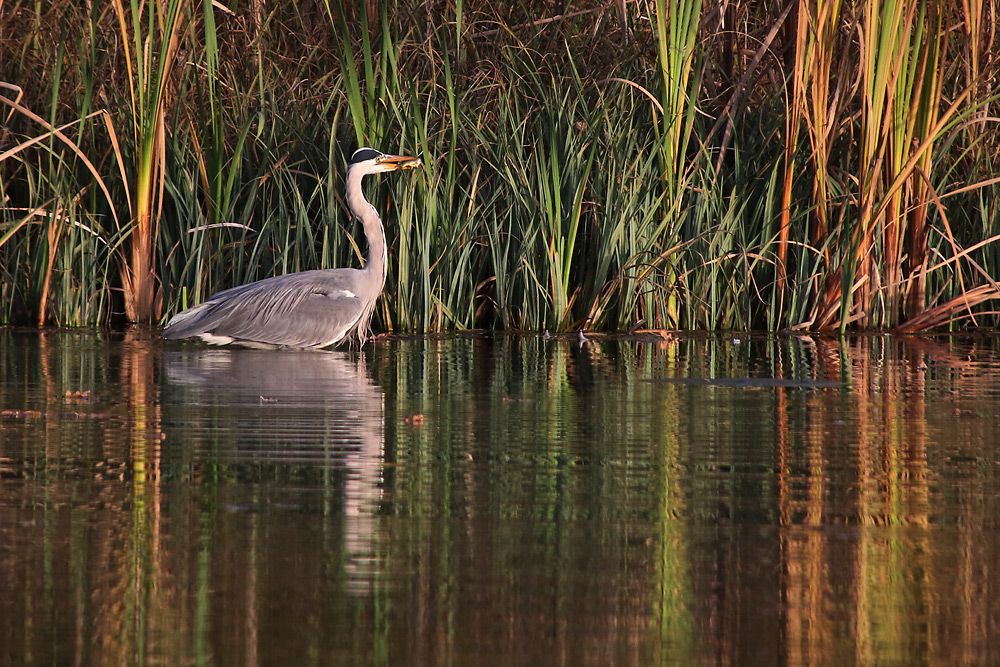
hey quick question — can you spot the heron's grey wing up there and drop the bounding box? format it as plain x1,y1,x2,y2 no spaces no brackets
163,270,366,347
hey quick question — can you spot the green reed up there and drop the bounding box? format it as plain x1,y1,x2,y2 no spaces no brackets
1,0,999,333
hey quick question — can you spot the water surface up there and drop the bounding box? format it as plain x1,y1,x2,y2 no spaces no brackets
1,330,999,665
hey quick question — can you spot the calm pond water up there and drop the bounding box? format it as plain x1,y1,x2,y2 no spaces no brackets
1,329,999,665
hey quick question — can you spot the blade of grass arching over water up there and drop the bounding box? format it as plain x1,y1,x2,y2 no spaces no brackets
0,84,126,326
0,98,123,235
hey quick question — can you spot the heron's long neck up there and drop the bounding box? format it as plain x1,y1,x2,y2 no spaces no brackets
346,169,388,292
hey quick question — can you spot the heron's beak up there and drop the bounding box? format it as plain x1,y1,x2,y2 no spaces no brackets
378,154,423,171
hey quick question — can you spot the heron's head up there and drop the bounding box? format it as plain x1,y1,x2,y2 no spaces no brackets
349,147,422,175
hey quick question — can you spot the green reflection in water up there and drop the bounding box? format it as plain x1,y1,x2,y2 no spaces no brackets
1,330,1000,665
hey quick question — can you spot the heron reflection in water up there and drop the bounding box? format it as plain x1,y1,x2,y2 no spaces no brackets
164,348,385,588
163,148,422,348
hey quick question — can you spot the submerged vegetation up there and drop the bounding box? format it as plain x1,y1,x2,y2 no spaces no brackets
1,0,999,332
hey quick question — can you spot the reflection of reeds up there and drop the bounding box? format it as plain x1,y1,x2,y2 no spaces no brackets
113,330,166,663
1,1,999,331
4,332,1000,662
773,334,1000,663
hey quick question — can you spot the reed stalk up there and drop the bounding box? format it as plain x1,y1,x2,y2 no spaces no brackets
110,0,189,323
781,0,844,299
839,0,950,329
651,0,703,327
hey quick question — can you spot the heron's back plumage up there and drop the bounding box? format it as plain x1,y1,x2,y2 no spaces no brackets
162,269,372,348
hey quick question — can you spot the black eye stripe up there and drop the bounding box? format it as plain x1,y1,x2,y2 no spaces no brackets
350,148,382,164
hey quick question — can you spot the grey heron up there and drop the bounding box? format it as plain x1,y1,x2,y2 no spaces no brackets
162,147,422,348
